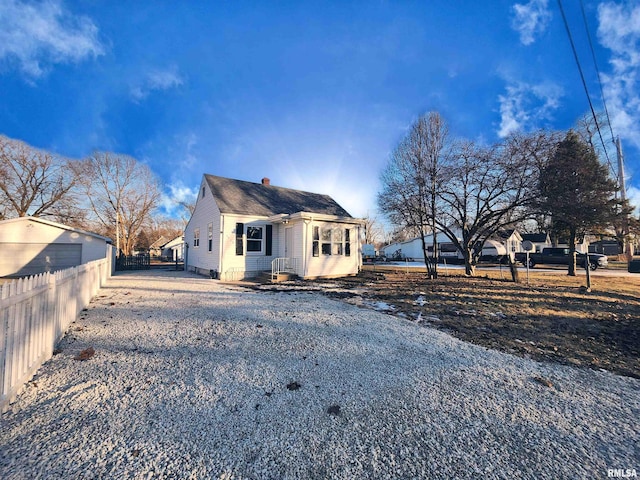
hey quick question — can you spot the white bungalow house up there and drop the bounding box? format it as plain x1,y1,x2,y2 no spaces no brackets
0,216,113,278
184,175,364,281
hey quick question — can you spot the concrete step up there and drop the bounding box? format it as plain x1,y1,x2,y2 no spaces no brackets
258,271,297,283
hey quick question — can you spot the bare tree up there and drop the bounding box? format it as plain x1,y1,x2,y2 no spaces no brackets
378,112,449,278
177,199,196,224
79,152,161,256
379,120,553,277
362,212,385,246
436,136,544,276
0,135,79,220
145,216,185,246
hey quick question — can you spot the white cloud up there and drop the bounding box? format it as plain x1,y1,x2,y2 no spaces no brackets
497,81,563,137
130,66,184,101
597,1,640,151
0,0,103,78
159,181,198,217
627,186,640,216
511,0,552,46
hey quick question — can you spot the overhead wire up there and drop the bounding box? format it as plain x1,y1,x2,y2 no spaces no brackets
578,0,616,143
556,0,616,179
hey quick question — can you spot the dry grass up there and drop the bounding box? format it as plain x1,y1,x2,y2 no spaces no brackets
318,266,640,379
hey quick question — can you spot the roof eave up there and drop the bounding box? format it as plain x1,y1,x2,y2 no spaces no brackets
268,211,364,225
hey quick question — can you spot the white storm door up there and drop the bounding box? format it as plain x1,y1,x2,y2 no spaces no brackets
285,227,293,258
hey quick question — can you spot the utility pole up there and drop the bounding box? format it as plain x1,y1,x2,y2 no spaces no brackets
615,137,633,260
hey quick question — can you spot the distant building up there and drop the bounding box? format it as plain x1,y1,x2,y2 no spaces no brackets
0,216,112,277
162,235,185,261
521,233,551,253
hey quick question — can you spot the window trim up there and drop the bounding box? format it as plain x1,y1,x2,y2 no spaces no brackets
314,225,350,257
207,222,213,252
246,226,264,254
345,228,351,257
193,228,200,248
321,227,332,255
312,226,319,257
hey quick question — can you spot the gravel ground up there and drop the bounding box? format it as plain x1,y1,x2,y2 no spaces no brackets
1,270,638,479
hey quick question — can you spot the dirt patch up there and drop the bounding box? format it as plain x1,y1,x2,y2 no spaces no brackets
252,269,640,379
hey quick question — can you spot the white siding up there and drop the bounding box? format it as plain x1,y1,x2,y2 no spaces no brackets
185,180,221,275
0,218,110,277
304,220,360,279
219,214,275,280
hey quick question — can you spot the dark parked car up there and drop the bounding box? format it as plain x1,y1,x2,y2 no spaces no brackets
515,247,608,270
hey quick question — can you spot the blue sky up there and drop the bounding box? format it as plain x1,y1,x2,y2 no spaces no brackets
1,0,639,220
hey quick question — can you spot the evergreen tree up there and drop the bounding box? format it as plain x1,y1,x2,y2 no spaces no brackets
539,131,620,275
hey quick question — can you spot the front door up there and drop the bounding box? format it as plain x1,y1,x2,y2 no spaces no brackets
285,227,292,259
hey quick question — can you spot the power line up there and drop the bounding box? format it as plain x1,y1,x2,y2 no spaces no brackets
578,0,616,143
556,0,616,178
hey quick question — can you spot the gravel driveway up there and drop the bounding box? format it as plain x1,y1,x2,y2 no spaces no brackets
1,270,638,479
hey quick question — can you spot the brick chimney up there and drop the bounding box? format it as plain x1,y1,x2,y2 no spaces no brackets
261,177,270,186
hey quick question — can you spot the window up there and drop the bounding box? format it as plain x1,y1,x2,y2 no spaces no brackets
314,226,350,256
208,223,213,252
246,226,263,253
345,228,351,256
312,226,319,257
193,228,200,247
235,223,244,255
332,228,343,255
321,228,332,255
202,186,205,198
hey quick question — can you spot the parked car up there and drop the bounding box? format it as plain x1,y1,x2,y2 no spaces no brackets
515,247,608,270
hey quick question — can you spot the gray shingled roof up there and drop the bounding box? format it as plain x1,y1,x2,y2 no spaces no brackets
204,174,352,217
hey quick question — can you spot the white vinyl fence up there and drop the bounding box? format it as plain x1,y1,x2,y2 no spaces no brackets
0,257,111,412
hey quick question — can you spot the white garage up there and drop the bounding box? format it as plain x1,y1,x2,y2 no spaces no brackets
0,217,112,278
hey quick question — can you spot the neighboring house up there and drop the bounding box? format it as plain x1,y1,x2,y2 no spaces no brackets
381,231,470,262
185,175,364,281
0,216,112,278
162,235,185,261
148,236,168,257
521,233,551,253
382,229,522,262
495,229,523,254
382,231,462,261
